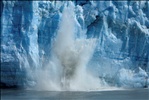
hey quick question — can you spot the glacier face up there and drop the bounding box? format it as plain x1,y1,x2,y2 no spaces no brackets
1,1,149,89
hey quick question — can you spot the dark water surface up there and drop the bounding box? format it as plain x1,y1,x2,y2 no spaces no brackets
1,89,149,100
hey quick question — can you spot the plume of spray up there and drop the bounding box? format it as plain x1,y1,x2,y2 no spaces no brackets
53,2,105,91
33,2,105,91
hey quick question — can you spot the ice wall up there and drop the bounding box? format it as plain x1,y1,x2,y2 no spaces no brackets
1,1,149,89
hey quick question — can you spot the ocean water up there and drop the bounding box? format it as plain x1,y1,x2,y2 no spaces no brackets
1,89,149,100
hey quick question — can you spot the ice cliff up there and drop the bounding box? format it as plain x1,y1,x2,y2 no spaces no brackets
1,1,149,89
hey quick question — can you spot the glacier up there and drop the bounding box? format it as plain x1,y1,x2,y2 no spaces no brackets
1,1,149,90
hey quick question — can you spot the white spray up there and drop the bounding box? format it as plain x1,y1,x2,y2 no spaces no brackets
33,2,104,91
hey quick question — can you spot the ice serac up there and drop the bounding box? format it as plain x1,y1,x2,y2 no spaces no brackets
1,1,40,87
1,1,149,89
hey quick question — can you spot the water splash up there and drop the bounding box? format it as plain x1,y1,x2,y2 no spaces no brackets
32,2,106,91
